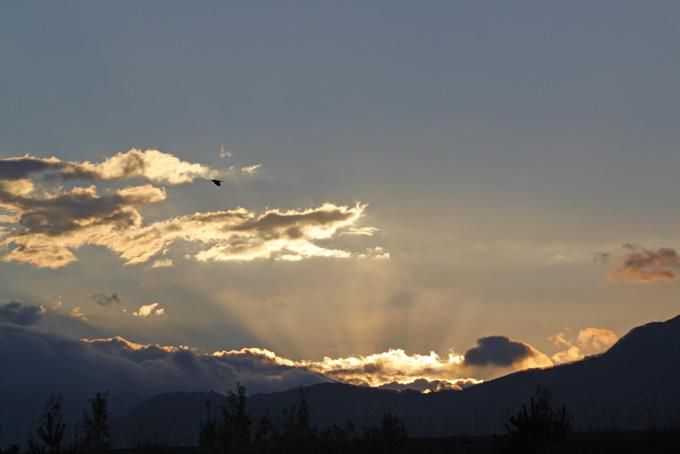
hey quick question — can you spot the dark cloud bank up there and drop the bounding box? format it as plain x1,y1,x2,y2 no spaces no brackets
464,336,533,367
0,301,44,326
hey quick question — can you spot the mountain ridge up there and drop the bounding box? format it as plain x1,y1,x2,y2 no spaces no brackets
109,313,680,445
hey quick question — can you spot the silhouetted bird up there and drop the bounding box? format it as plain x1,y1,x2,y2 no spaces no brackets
210,179,222,187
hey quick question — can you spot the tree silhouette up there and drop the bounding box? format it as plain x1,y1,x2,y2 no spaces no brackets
199,382,251,451
230,383,251,448
497,385,570,453
364,411,408,454
32,394,66,454
198,401,219,448
276,387,316,452
82,392,110,452
253,413,276,446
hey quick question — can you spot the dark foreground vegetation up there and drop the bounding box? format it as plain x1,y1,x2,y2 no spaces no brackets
2,385,680,454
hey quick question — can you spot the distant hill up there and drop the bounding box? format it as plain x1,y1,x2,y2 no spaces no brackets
112,391,229,447
111,314,680,445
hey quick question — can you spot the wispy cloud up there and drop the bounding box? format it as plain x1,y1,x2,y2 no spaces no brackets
607,244,680,284
240,163,261,175
90,293,122,307
219,146,232,159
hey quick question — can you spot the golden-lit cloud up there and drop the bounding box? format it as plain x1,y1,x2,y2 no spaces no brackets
576,327,618,352
342,226,379,237
215,343,550,390
0,150,379,268
1,301,560,394
151,258,174,268
69,306,88,321
132,303,167,318
381,378,480,393
1,201,371,268
213,347,480,389
0,149,219,185
549,327,618,364
607,244,680,284
302,349,473,387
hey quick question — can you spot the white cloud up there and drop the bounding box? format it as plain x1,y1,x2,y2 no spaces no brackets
240,163,261,175
133,303,167,318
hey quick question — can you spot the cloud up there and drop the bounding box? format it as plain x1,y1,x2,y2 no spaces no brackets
0,149,219,185
608,244,680,284
464,336,552,368
240,164,261,175
550,327,618,364
0,315,570,422
0,324,327,405
357,246,390,260
219,146,232,159
550,345,583,365
293,348,475,387
0,182,166,268
577,327,618,351
341,226,379,237
0,150,378,268
151,258,173,268
90,293,122,307
379,378,480,393
132,303,167,318
0,301,45,326
0,152,376,268
69,306,88,321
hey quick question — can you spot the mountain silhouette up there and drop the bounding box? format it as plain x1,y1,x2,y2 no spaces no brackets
112,391,229,447
109,313,680,444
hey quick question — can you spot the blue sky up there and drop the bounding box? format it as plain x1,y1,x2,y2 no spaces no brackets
1,2,680,388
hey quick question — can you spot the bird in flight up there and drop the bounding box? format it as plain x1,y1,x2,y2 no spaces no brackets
210,179,222,187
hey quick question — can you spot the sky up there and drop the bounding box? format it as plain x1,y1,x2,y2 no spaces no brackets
1,2,680,394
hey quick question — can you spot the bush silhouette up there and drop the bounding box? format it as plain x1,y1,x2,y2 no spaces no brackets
496,385,570,453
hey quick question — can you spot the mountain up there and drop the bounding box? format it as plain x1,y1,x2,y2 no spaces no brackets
111,314,680,445
111,391,229,447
